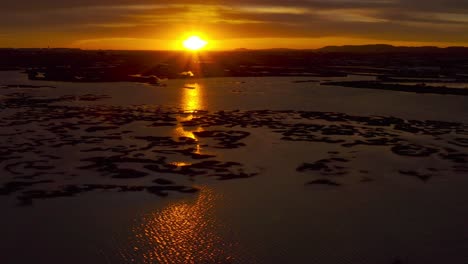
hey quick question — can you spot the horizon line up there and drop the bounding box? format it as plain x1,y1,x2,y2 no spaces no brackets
1,44,468,52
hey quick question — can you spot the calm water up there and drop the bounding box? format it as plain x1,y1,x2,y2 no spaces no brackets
1,71,468,121
1,71,467,263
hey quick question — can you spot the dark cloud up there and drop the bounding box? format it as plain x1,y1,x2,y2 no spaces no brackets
2,0,468,12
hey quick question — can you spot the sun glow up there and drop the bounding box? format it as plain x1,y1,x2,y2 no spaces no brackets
183,36,208,51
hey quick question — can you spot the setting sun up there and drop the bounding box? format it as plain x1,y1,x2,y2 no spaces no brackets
183,36,208,51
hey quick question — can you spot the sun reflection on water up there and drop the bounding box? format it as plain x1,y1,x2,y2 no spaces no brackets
169,161,192,167
173,82,205,154
182,83,202,112
130,188,234,264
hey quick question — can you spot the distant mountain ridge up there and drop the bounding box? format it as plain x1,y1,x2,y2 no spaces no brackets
316,44,468,53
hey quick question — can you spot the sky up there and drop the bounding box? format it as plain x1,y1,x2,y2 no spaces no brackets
1,0,468,50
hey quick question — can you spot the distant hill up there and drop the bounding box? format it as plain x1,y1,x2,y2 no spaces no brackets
317,44,468,53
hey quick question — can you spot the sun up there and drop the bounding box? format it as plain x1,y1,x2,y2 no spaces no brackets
183,36,208,51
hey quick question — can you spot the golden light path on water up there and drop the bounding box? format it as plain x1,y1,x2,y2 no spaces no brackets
116,83,240,263
173,82,205,154
182,83,203,112
129,187,236,264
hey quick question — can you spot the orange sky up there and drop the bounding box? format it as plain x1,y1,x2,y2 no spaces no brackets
1,1,468,50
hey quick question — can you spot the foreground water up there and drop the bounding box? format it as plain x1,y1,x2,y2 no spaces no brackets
1,71,467,263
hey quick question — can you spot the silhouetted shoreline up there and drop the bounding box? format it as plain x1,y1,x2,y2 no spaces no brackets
1,46,468,88
321,81,468,96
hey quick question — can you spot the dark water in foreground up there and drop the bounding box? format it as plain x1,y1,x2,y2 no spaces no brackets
1,71,467,263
